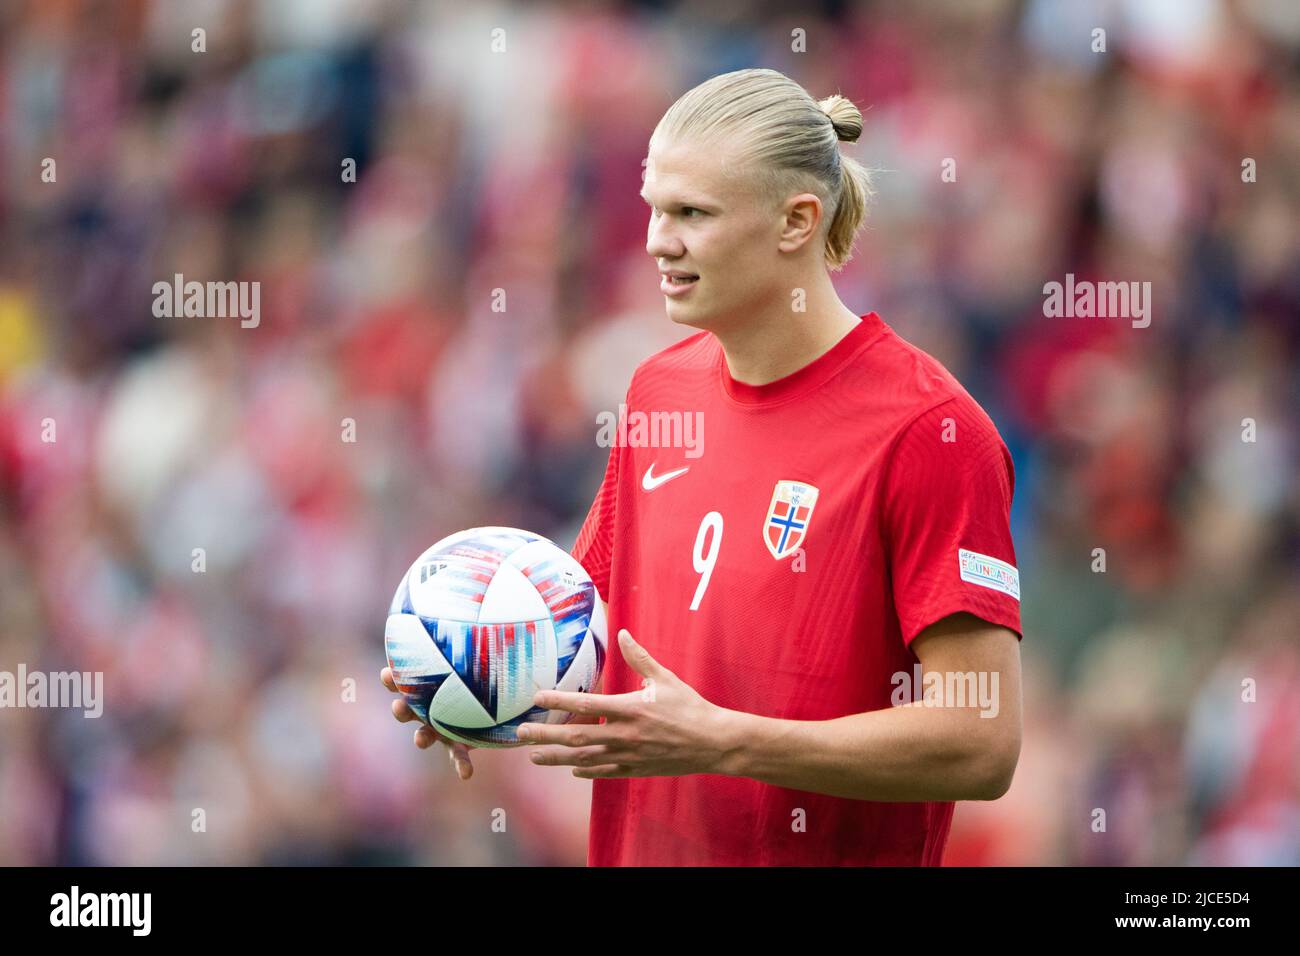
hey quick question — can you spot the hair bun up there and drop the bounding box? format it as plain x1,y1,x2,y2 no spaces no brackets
817,94,863,143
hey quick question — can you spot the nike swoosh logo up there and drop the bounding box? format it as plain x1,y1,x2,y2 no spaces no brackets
642,463,690,491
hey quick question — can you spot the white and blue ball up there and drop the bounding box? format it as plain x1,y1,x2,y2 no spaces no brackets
385,527,607,748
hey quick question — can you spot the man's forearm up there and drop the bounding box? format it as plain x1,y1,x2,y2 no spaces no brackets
711,702,1012,802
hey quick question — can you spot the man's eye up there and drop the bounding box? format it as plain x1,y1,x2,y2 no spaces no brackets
647,205,703,219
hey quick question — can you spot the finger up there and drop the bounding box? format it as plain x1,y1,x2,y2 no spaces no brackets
391,697,418,723
449,742,474,780
380,667,398,693
532,689,638,720
413,724,476,778
528,745,615,768
616,629,666,682
572,764,628,778
514,721,613,747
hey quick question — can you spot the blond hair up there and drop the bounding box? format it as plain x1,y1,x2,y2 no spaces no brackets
652,68,873,271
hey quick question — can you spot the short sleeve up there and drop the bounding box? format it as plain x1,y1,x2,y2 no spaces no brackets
570,427,623,604
881,396,1022,647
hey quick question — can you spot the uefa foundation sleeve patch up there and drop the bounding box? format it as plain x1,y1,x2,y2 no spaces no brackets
958,548,1020,601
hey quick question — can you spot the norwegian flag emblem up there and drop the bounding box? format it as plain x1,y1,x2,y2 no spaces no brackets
763,480,820,560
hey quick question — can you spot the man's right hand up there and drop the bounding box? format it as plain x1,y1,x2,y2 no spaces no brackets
381,666,476,780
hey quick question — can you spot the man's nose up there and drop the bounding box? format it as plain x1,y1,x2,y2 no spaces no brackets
646,213,685,259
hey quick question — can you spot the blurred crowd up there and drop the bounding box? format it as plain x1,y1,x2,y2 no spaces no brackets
1,0,1297,865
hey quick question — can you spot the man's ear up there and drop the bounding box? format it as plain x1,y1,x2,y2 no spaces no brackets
778,192,824,254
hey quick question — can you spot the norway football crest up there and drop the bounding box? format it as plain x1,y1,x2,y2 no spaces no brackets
764,480,819,560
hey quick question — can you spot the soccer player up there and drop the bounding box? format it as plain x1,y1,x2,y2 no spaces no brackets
382,68,1022,865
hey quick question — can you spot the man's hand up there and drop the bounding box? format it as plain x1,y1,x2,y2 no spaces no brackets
515,629,736,779
381,666,477,780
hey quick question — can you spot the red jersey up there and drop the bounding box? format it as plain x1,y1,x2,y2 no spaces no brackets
570,312,1022,866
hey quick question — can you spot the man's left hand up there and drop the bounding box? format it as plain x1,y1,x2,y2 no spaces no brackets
516,629,735,779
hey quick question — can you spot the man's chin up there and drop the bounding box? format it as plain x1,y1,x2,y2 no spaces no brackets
665,298,711,330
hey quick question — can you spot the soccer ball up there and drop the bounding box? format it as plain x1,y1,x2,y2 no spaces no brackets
385,526,607,748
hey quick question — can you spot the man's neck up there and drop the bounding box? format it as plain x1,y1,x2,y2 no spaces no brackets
714,288,862,386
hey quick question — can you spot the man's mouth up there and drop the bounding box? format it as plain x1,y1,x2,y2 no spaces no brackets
661,273,700,297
